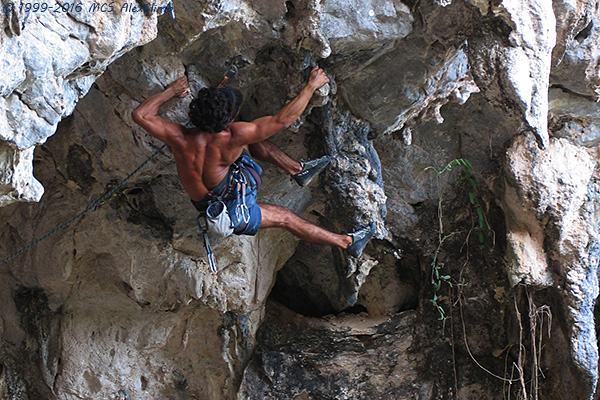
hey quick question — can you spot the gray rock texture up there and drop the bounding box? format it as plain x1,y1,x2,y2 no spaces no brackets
0,0,169,205
1,0,600,399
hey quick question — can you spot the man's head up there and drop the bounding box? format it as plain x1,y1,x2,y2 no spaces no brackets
188,87,243,133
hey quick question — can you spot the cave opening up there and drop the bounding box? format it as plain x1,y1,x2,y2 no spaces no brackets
269,247,421,318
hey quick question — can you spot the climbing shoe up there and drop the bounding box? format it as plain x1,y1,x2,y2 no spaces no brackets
347,222,376,258
292,155,331,187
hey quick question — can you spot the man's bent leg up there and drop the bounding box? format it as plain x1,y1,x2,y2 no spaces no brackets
249,141,302,175
259,203,352,249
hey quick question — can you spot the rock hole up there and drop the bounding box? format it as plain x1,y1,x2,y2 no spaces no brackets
123,187,144,211
341,304,369,315
270,276,337,317
270,246,420,318
66,144,95,194
400,0,419,7
575,20,593,42
285,1,295,19
140,376,148,391
116,181,173,240
118,281,134,296
83,370,102,394
117,389,130,400
173,370,188,391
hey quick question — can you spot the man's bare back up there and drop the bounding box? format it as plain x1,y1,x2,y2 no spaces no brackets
164,125,250,202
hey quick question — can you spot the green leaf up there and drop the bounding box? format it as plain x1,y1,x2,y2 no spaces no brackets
477,207,484,228
469,192,475,204
441,275,451,280
437,306,446,319
463,159,473,172
468,178,477,190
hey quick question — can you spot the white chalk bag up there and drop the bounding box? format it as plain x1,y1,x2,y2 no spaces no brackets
206,200,234,237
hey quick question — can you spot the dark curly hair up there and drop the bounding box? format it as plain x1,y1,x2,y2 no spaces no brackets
188,87,243,133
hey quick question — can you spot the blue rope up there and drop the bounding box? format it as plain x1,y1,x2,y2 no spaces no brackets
0,143,167,266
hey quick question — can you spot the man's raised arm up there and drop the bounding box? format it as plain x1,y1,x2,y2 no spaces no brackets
232,66,329,145
132,76,189,143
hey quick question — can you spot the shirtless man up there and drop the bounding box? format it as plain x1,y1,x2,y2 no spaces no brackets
132,67,374,257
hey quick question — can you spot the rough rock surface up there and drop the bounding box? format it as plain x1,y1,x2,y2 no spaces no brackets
1,0,600,399
0,0,170,205
239,302,421,399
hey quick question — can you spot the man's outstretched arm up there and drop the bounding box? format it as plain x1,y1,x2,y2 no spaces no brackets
232,66,329,145
132,76,189,143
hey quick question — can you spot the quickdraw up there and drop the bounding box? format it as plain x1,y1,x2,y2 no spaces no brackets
218,63,238,88
232,166,250,225
197,217,218,273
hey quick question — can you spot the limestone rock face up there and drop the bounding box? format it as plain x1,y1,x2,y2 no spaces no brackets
0,0,169,205
238,302,421,399
1,1,600,400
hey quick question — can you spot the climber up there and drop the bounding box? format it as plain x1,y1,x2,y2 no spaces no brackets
132,66,375,257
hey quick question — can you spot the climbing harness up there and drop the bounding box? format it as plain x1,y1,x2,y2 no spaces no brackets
0,142,167,266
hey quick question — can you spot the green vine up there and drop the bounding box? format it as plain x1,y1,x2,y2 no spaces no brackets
422,158,493,320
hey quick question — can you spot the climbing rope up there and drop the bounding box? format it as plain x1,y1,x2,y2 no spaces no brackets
0,142,167,266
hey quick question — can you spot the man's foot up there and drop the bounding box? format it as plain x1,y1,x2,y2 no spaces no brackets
292,155,331,187
347,222,376,258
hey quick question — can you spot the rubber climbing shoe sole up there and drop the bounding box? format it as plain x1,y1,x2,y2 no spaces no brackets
292,155,331,187
347,222,376,258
